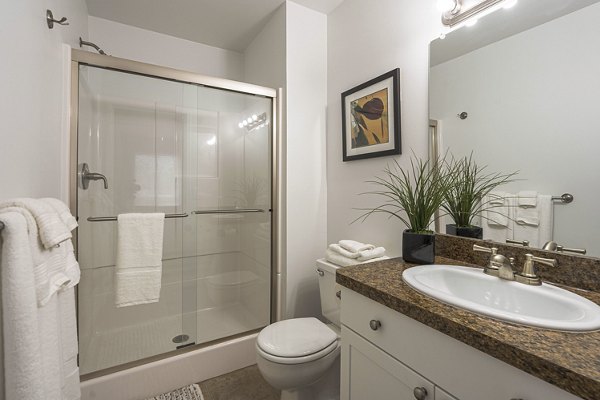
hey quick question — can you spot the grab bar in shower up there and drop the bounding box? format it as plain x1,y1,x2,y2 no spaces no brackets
87,213,189,222
192,209,265,215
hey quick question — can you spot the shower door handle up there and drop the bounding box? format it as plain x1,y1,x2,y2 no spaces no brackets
80,163,108,190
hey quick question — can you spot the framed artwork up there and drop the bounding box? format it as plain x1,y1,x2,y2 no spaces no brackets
341,68,401,161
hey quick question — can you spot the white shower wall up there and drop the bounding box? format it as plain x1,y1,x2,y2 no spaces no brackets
76,66,272,374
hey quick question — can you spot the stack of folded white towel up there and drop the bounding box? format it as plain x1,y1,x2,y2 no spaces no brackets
326,240,388,267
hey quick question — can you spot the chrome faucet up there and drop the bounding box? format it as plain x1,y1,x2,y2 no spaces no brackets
473,244,558,286
80,163,108,190
473,244,515,279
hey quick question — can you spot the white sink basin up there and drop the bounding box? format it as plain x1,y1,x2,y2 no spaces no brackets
402,264,600,332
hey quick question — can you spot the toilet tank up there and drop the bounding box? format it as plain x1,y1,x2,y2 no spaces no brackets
316,259,342,327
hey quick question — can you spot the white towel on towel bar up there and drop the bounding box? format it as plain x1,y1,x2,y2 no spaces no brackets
115,213,165,307
518,191,538,208
0,210,82,400
513,195,553,248
0,198,72,249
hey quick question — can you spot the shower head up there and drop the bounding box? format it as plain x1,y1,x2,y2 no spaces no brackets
79,37,107,55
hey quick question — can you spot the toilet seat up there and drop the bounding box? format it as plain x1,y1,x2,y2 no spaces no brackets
256,339,339,365
256,317,339,365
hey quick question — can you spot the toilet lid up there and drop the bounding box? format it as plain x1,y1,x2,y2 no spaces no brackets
257,317,338,358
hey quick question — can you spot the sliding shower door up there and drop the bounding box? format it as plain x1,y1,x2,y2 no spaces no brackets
76,64,273,375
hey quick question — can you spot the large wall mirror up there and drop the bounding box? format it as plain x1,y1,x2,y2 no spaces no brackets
429,0,600,258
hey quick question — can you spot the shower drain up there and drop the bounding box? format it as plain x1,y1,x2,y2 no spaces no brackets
172,334,190,344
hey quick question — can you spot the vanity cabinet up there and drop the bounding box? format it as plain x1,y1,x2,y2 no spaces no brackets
341,327,435,399
340,288,582,400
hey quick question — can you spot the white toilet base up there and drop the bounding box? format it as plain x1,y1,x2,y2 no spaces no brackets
280,358,340,400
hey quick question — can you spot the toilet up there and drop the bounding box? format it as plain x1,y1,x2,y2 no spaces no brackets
256,259,342,400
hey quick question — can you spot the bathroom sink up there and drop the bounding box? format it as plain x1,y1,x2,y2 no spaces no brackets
402,265,600,332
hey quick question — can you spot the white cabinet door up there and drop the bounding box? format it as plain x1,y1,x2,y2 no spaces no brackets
341,326,435,400
435,387,459,400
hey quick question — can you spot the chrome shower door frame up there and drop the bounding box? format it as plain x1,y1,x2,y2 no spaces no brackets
69,49,282,377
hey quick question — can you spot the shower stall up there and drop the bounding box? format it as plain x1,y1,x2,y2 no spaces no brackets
70,50,279,377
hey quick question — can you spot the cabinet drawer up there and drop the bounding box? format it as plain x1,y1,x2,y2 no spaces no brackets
340,288,582,400
341,326,435,400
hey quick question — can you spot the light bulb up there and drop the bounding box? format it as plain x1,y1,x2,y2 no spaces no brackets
436,0,457,12
503,0,517,9
242,120,248,126
252,114,258,121
238,122,244,129
246,117,253,124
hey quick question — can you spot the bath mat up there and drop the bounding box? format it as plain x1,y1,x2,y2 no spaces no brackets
146,384,204,400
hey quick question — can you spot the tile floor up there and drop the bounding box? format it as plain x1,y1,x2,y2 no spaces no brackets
198,365,280,400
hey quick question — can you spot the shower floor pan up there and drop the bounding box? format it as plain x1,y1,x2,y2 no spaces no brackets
80,303,264,375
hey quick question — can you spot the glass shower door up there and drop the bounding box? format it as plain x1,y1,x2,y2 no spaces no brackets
77,65,198,374
76,64,273,376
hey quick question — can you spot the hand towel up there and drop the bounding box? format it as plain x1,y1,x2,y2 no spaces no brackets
516,192,540,226
518,191,537,208
338,240,374,253
485,192,509,227
0,198,71,249
513,195,553,248
357,246,386,261
483,194,515,243
42,198,78,231
115,213,165,307
328,243,360,259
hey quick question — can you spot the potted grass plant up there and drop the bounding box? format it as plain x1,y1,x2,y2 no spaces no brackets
356,156,452,264
442,154,518,239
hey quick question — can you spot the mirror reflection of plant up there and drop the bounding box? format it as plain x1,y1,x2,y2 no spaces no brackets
442,154,518,228
355,154,453,234
234,175,265,207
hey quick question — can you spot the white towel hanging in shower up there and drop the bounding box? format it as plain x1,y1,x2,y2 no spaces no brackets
115,213,165,307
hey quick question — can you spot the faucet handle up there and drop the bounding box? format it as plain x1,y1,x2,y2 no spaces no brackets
516,254,558,286
529,254,558,268
506,239,529,247
473,244,497,255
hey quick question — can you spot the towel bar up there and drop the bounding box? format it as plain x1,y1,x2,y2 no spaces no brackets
192,209,265,215
551,193,573,204
87,213,189,222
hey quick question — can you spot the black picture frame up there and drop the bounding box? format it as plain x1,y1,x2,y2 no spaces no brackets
341,68,401,161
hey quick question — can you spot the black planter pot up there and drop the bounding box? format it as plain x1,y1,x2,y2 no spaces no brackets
402,230,435,264
445,224,483,239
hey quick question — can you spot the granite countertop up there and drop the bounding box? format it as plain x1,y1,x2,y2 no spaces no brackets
336,257,600,400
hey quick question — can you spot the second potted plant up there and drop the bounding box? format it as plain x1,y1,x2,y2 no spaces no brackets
442,154,517,239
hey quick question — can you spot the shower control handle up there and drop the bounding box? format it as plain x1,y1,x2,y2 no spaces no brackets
80,163,108,190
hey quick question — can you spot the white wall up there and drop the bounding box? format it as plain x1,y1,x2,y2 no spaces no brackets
244,1,328,320
0,0,88,200
327,0,442,256
285,2,328,318
243,4,289,318
88,17,244,81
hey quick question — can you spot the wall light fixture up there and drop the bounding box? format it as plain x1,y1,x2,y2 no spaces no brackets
441,0,516,27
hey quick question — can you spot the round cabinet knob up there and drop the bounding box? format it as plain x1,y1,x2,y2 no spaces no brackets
369,319,381,331
413,386,428,400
